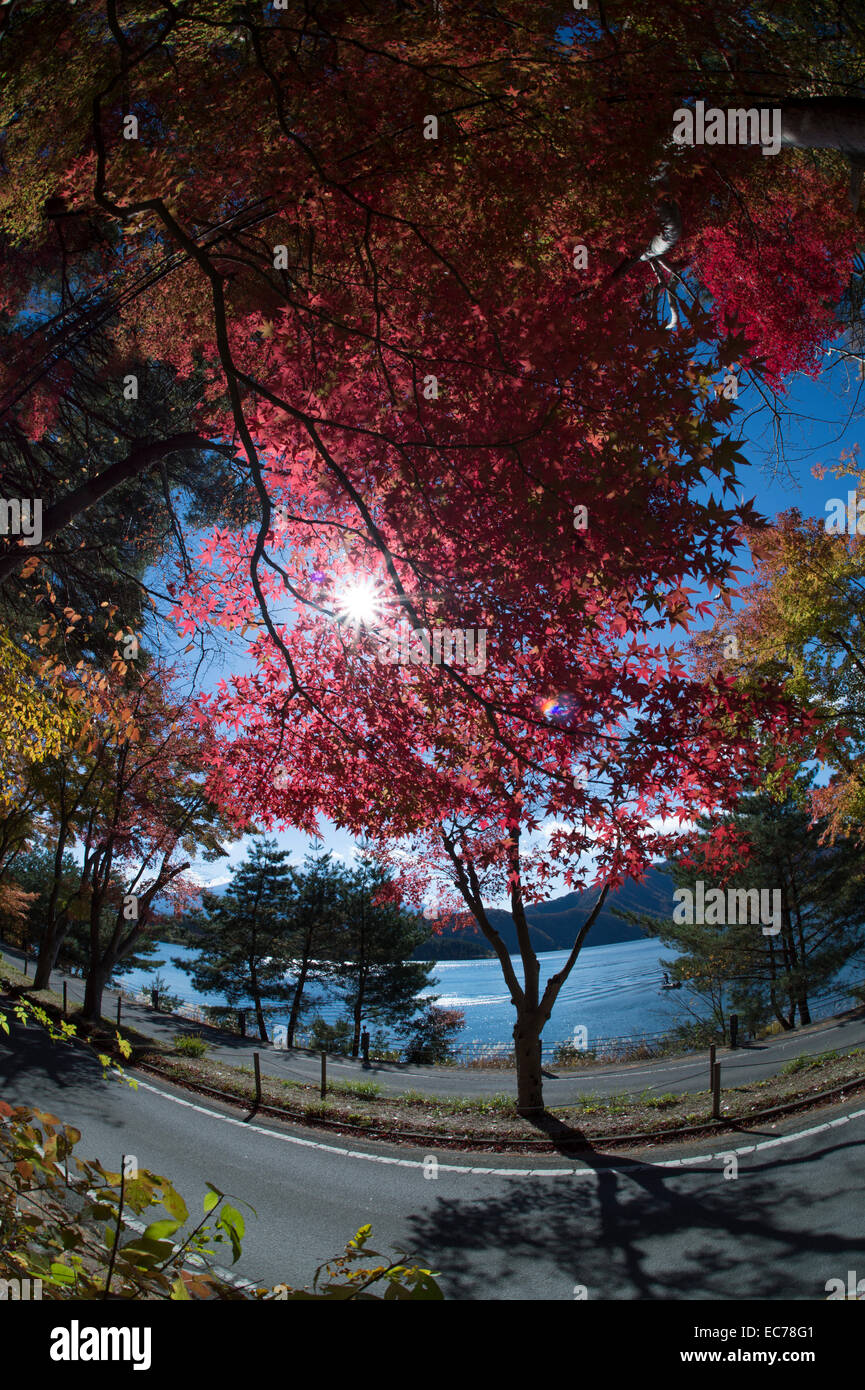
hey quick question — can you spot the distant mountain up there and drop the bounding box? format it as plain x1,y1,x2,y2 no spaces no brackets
412,867,674,959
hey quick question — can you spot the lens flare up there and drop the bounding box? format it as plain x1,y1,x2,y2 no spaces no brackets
335,575,383,627
538,692,576,724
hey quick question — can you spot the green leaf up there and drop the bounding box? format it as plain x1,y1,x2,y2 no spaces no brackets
219,1204,245,1239
162,1185,189,1224
142,1218,182,1242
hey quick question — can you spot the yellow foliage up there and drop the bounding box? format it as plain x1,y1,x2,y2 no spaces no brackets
0,627,80,805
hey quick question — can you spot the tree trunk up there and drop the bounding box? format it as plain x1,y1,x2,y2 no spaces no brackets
286,955,310,1048
34,916,66,989
254,1001,268,1042
33,816,73,988
350,894,367,1059
33,946,53,990
82,964,108,1024
513,1014,544,1115
248,955,268,1042
790,877,811,1026
351,961,367,1058
442,831,609,1117
769,998,794,1030
780,99,865,156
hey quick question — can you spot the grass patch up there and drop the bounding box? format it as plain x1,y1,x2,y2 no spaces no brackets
782,1048,842,1076
302,1100,332,1120
641,1092,679,1110
328,1079,381,1101
174,1033,208,1058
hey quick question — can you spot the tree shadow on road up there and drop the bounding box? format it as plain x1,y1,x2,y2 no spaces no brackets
404,1125,865,1300
519,1107,596,1157
0,1011,133,1145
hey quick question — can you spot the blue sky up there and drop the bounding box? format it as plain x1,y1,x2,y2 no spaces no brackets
740,352,865,518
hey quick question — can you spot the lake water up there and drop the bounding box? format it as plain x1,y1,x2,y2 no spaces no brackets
116,935,863,1053
117,936,713,1050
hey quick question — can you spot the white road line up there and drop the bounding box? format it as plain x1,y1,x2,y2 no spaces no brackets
135,1078,865,1178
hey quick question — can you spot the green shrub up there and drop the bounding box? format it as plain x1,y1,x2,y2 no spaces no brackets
174,1033,208,1058
552,1040,598,1066
401,1005,464,1063
661,1018,724,1052
760,1019,787,1038
368,1031,401,1062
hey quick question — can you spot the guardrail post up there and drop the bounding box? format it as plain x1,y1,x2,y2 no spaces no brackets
708,1042,716,1090
253,1051,262,1107
320,1050,327,1099
712,1061,721,1119
62,981,67,1019
729,1014,739,1050
116,994,122,1030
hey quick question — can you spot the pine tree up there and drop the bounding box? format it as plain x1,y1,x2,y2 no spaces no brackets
649,785,865,1034
177,838,295,1043
281,848,345,1050
327,856,434,1058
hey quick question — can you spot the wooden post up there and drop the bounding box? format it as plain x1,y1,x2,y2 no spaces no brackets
22,953,28,978
712,1061,721,1119
238,1009,246,1038
708,1042,716,1090
152,988,159,1013
729,1013,739,1050
62,981,67,1019
320,1050,327,1099
253,1051,262,1107
116,994,122,1030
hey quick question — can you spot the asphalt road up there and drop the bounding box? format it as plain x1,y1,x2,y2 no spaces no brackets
3,1018,865,1300
4,943,864,1103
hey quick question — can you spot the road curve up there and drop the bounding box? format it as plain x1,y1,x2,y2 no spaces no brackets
3,1018,864,1300
5,943,865,1103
